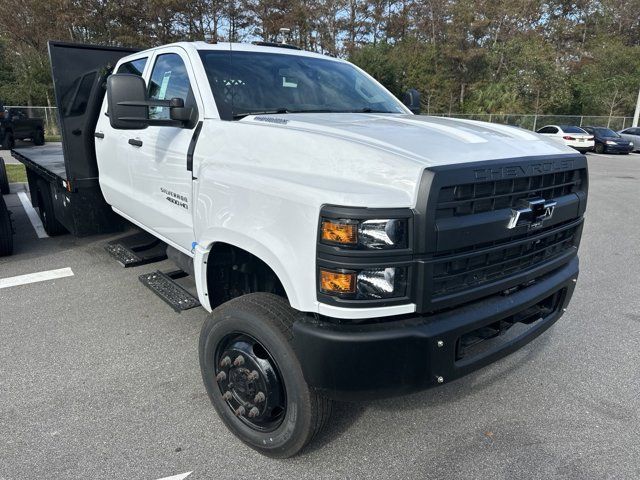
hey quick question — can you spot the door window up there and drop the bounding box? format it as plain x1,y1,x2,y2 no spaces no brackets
147,53,195,121
116,58,147,76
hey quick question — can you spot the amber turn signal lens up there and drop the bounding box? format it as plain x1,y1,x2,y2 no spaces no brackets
319,269,356,294
321,220,357,245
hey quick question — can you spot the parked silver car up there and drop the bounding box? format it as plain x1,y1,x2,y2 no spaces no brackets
618,127,640,152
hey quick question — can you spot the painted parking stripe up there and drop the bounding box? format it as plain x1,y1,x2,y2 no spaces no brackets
17,191,49,239
154,472,192,480
0,267,74,290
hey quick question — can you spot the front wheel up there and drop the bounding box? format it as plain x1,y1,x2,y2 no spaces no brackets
594,143,605,154
199,293,332,458
33,129,45,146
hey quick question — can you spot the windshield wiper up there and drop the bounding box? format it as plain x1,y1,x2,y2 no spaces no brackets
233,108,289,119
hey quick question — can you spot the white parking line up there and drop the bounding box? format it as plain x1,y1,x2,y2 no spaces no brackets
17,191,49,238
154,472,192,480
0,267,74,290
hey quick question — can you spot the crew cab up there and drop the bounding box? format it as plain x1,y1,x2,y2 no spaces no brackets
13,41,587,458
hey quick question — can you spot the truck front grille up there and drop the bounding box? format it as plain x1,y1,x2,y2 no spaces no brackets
418,155,588,312
432,223,579,296
436,169,584,219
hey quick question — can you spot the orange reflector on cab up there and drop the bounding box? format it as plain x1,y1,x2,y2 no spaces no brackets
319,269,356,294
321,220,357,245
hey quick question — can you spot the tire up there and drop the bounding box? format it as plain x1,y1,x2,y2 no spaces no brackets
594,143,604,154
33,129,45,146
36,181,66,236
0,196,13,256
0,157,9,194
1,131,14,150
199,293,332,458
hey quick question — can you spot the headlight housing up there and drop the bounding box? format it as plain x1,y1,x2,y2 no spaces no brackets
319,266,408,300
605,140,616,145
317,206,414,306
320,217,408,250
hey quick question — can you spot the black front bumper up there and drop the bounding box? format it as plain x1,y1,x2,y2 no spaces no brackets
603,143,633,153
293,257,578,401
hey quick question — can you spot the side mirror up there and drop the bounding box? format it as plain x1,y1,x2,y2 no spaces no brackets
107,74,194,129
402,88,421,115
107,74,148,130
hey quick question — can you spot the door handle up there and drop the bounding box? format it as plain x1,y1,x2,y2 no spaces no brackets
128,138,143,147
72,128,82,136
94,132,104,139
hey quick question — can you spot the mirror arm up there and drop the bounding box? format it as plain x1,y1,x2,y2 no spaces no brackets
117,99,172,108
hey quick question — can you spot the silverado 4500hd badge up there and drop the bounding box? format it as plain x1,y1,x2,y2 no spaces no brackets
161,187,189,210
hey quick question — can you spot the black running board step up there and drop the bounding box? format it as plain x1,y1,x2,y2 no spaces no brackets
139,270,201,312
105,231,167,267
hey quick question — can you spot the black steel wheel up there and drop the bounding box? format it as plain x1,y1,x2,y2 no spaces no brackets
36,181,66,236
34,129,45,146
215,333,287,432
1,131,14,150
199,293,332,458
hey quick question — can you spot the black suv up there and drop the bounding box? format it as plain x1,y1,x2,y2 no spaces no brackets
0,105,45,149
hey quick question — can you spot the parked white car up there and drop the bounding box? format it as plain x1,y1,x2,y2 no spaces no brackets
536,125,594,153
618,127,640,152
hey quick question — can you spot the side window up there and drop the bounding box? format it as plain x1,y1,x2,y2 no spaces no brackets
537,127,552,134
116,58,147,76
147,53,194,121
548,127,558,133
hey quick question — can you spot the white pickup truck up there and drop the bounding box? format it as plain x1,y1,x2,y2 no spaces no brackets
14,41,588,458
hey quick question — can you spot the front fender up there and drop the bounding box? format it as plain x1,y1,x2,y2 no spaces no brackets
194,227,309,313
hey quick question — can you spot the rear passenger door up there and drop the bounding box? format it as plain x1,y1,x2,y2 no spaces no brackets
95,55,148,213
127,47,201,253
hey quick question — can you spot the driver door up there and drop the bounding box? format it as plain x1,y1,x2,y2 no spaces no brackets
127,48,202,253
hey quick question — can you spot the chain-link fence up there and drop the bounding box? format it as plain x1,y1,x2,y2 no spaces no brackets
4,106,637,135
4,106,60,137
430,113,636,131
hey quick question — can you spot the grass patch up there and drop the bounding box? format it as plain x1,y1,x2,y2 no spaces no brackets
5,164,27,183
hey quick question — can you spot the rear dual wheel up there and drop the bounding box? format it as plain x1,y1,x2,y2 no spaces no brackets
0,196,13,256
199,293,332,458
36,181,66,236
0,157,9,194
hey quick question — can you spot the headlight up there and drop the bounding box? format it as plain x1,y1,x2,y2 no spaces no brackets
605,140,616,145
630,142,634,146
319,267,407,299
320,218,408,249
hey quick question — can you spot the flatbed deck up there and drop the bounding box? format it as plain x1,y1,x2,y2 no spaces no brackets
11,143,66,184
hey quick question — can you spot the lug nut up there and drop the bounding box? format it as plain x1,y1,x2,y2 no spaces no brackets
234,406,245,416
219,356,231,367
248,407,260,418
222,391,232,401
436,376,444,384
247,370,259,381
253,392,266,403
233,355,245,367
215,371,227,382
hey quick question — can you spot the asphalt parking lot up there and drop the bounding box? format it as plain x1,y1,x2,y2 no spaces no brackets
1,152,639,480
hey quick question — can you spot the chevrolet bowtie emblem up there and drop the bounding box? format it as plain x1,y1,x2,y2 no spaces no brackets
507,198,557,230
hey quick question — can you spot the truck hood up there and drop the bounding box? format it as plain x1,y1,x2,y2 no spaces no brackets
241,113,575,166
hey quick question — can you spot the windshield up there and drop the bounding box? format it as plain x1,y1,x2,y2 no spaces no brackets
595,128,620,137
198,50,406,120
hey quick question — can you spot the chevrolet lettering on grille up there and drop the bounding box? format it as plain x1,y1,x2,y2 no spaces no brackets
507,198,557,230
